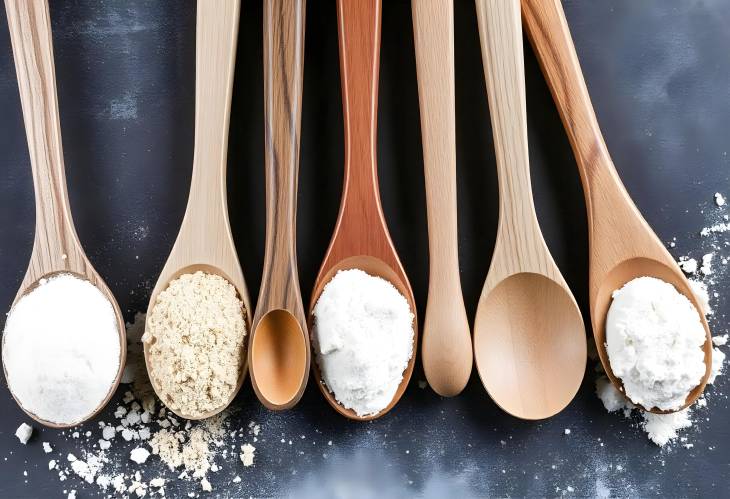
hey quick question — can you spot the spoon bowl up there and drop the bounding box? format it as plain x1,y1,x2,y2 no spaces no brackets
310,256,417,421
593,258,712,412
474,273,585,420
3,0,126,428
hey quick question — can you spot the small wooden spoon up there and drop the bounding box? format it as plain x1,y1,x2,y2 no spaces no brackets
308,0,418,421
2,0,126,428
522,0,712,413
472,0,587,420
249,0,310,411
144,0,251,420
412,0,472,397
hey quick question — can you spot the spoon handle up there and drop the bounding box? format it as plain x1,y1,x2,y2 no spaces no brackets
336,0,384,229
521,0,632,223
412,0,472,397
256,0,307,325
184,0,240,228
476,0,549,280
5,0,81,272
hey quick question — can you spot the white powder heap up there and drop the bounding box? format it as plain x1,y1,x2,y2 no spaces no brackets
144,271,247,417
606,277,707,411
313,269,414,417
3,274,121,425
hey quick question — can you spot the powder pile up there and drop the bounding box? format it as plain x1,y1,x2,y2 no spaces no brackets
144,271,247,417
606,276,706,411
3,274,121,425
312,269,414,417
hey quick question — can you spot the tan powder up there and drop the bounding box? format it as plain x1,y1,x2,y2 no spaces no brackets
143,271,246,416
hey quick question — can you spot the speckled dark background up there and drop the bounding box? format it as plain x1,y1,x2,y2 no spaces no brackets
1,0,729,497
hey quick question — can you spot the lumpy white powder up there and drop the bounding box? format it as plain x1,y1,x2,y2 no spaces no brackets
3,274,120,425
312,269,414,417
606,277,706,411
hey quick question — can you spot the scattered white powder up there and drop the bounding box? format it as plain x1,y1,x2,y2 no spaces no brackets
15,423,32,444
606,277,706,411
144,271,247,417
713,334,728,346
3,274,121,425
714,192,726,206
240,443,255,467
709,347,725,384
42,442,52,453
701,253,714,276
595,376,633,416
642,410,693,447
678,257,698,274
312,269,414,417
129,447,150,464
688,279,712,315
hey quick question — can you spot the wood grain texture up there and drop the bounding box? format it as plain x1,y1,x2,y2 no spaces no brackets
472,0,586,420
411,0,472,397
249,0,310,411
144,0,251,420
308,0,418,421
2,0,126,428
522,0,711,412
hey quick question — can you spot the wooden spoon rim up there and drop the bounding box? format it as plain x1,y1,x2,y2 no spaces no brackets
4,270,126,428
143,262,250,421
308,255,418,421
592,257,712,414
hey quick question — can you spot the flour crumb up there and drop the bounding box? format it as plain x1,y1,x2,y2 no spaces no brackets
715,192,726,206
130,447,150,464
42,441,52,453
200,478,212,492
240,443,255,467
701,253,714,276
678,257,698,274
15,423,32,444
564,428,571,435
643,409,693,447
713,334,728,346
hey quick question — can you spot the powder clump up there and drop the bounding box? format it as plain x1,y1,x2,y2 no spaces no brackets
144,271,246,417
313,269,414,417
2,274,120,425
606,277,706,411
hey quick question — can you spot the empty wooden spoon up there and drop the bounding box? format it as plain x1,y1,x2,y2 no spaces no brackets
249,0,310,411
522,0,712,413
2,0,126,428
412,0,472,397
144,0,251,420
472,0,587,420
308,0,418,421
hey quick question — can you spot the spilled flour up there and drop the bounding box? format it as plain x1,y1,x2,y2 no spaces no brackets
16,313,258,497
597,192,729,446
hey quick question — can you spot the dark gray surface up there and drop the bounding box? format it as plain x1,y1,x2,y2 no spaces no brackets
1,0,728,497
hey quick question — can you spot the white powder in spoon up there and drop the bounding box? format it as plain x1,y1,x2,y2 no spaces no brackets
606,276,706,411
2,274,121,425
313,269,414,417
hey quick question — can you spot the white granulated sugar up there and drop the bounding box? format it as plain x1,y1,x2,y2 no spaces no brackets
606,277,706,411
312,269,414,417
713,334,728,346
240,443,255,467
2,274,120,425
15,423,32,444
130,447,150,464
642,410,693,447
678,257,698,274
144,271,247,417
715,192,726,206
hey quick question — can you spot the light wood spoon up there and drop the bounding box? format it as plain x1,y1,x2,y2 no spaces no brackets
472,0,586,420
144,0,251,420
308,0,418,421
522,0,712,413
249,0,309,411
412,0,472,397
2,0,126,428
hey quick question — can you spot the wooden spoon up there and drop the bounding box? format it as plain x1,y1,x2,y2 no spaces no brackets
472,0,587,420
412,0,472,397
249,0,310,411
144,0,251,420
308,0,418,421
522,0,712,413
2,0,126,428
